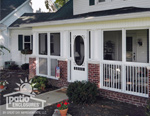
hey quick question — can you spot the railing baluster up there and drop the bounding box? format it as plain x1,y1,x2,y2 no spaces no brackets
103,64,105,87
144,67,146,94
133,66,134,92
116,65,117,89
136,67,137,93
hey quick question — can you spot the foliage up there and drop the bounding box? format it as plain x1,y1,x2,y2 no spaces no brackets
21,63,29,70
57,99,69,110
54,0,69,9
45,0,57,12
0,80,9,86
31,76,48,91
21,49,32,54
0,45,10,55
8,64,19,70
145,100,150,116
66,81,98,104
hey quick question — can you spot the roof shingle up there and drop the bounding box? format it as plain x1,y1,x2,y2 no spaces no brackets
0,0,27,21
10,0,150,27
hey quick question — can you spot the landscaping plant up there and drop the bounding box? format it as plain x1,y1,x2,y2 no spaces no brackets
67,81,98,104
8,64,19,70
31,76,48,91
0,80,9,89
145,100,150,116
57,99,69,110
21,63,29,70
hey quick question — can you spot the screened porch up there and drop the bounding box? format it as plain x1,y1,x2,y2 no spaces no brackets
101,29,149,97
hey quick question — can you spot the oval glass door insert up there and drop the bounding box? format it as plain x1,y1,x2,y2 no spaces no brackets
74,36,85,66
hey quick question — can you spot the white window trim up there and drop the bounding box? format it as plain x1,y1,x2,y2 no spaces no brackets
37,31,62,80
23,35,32,50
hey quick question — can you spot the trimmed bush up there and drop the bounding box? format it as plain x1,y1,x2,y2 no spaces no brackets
21,63,29,70
31,76,48,91
8,64,19,70
66,81,98,104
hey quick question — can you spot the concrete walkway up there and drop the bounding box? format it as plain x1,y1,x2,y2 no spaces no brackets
0,88,68,116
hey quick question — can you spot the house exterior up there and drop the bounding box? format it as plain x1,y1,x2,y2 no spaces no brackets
9,0,150,106
0,0,33,68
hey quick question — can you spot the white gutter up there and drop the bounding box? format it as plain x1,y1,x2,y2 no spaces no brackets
20,11,150,28
0,0,31,23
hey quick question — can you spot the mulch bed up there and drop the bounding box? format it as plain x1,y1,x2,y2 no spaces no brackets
0,69,58,105
33,97,146,116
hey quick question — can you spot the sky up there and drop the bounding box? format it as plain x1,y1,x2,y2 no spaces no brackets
31,0,55,12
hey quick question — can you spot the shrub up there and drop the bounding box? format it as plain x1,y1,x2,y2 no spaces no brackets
66,81,98,104
21,63,29,70
8,64,19,70
145,100,150,116
31,76,48,91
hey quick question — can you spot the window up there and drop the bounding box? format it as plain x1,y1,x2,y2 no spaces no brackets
50,33,60,56
89,0,95,6
39,58,48,75
39,33,47,55
24,36,32,50
89,31,91,59
103,31,122,61
126,29,148,63
18,35,33,51
50,59,58,76
74,36,85,66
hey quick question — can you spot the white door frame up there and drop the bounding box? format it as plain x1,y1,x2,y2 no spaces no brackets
71,30,88,82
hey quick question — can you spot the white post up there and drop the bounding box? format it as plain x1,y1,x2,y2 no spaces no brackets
99,29,103,88
32,32,38,56
47,32,50,77
122,28,126,92
148,28,150,97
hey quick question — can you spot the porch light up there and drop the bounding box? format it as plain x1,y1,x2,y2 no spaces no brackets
138,39,142,46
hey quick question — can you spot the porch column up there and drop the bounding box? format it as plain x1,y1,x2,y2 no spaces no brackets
122,28,126,92
149,28,150,97
32,32,38,56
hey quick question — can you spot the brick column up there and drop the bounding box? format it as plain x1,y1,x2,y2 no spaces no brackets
88,63,100,88
48,60,68,88
58,60,67,79
29,57,36,80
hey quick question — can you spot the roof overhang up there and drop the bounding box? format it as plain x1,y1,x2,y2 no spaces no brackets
17,11,150,28
0,23,7,31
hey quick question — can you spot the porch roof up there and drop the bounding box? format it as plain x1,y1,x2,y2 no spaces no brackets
0,0,27,21
10,0,150,27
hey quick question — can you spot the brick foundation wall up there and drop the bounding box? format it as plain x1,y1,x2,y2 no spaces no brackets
88,63,100,88
48,60,68,88
88,63,149,106
99,89,148,106
29,57,36,80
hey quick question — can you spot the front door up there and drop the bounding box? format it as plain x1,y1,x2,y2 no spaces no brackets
71,30,88,82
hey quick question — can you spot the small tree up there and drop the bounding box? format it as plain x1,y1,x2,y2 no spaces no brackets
0,45,10,55
45,0,57,12
54,0,69,9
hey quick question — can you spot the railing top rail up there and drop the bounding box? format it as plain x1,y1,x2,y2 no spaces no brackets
102,60,150,67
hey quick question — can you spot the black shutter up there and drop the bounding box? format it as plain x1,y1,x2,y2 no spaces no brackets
18,35,23,51
89,0,95,6
31,35,33,50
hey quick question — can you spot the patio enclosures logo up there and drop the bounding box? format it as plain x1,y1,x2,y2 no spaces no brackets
3,78,46,110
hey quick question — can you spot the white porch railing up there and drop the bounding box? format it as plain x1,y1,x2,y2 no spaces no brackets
101,61,149,97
